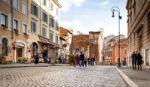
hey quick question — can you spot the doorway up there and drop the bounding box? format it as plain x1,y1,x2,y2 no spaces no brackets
17,47,23,58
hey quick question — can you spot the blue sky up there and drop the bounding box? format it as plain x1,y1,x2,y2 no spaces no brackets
60,0,127,37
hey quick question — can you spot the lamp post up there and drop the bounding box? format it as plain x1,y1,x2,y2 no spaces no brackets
111,6,122,67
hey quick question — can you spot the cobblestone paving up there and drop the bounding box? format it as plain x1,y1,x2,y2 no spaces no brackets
0,66,127,87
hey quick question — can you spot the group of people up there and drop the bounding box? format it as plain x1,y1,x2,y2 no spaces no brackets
131,51,143,70
74,52,96,67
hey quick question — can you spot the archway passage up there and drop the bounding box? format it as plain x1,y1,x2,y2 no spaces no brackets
2,38,8,56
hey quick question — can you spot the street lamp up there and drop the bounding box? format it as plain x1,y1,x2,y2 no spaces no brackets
111,6,122,67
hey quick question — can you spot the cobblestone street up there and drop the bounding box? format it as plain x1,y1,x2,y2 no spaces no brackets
0,66,127,87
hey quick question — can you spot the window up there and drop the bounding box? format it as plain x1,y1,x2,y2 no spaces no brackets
49,33,53,42
124,49,127,54
49,17,54,27
51,3,53,11
31,20,36,33
42,12,48,23
23,24,27,33
43,0,46,6
31,4,38,16
13,0,18,10
13,19,18,31
1,14,8,27
55,35,58,44
56,22,59,30
133,2,136,17
147,12,150,33
56,8,59,16
2,0,8,3
42,27,47,37
22,2,27,15
2,38,8,56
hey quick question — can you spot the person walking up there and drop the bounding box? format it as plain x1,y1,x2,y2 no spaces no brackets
33,45,39,64
75,54,80,66
43,50,48,63
84,58,87,67
80,52,85,67
87,57,91,66
131,52,137,70
137,52,143,70
91,57,95,66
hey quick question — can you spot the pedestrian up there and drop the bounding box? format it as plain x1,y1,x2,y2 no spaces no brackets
33,45,39,64
131,52,136,70
84,58,87,67
87,57,91,66
91,57,95,66
80,52,85,67
137,52,143,70
75,54,80,66
43,50,48,63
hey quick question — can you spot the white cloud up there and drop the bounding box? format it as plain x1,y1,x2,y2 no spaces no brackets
60,0,86,12
60,19,83,29
82,14,89,19
100,0,110,6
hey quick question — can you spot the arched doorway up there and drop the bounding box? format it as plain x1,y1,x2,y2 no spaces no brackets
2,38,8,56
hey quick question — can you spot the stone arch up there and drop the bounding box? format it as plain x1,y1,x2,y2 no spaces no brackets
15,40,27,59
0,35,10,45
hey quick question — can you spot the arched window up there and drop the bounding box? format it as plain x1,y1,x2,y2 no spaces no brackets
2,38,8,56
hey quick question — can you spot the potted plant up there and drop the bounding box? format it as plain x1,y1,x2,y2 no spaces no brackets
68,54,75,65
0,54,6,64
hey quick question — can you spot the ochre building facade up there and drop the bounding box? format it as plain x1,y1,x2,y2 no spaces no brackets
0,0,61,64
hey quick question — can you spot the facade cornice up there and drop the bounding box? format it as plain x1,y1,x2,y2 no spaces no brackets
52,0,62,8
127,1,150,38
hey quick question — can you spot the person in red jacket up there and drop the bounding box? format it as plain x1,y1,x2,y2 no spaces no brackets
75,54,80,66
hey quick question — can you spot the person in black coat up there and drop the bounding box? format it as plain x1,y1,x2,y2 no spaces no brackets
80,52,85,67
131,52,137,70
137,52,143,70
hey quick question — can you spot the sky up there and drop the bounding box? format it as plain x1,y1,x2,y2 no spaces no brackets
59,0,127,37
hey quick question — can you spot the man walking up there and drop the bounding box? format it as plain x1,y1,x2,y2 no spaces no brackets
131,52,137,70
80,52,85,67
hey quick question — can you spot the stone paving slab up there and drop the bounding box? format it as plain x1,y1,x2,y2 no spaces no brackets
0,66,127,87
119,67,150,87
0,63,69,68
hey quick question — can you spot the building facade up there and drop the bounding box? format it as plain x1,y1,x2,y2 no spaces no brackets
103,35,128,65
111,37,128,65
126,0,150,68
103,35,115,64
59,27,73,63
89,31,104,64
71,31,104,64
0,0,61,64
71,34,89,57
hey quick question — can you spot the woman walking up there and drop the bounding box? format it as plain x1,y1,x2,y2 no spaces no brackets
137,52,143,70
